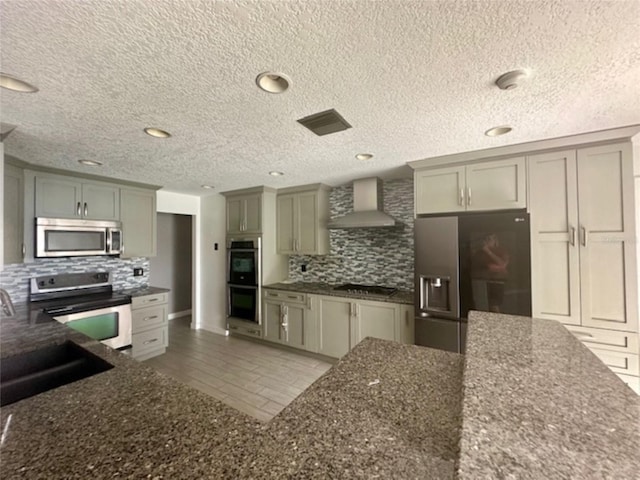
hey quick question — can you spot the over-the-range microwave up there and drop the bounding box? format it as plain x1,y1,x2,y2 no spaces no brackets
36,217,123,257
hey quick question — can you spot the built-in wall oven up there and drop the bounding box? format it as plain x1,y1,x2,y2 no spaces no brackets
227,237,261,324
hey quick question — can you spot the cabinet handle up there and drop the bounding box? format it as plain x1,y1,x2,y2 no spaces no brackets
459,188,464,206
467,187,472,206
144,315,159,321
306,296,312,310
580,226,587,246
143,338,159,345
569,226,576,247
288,295,298,299
76,202,81,216
145,299,158,303
573,332,593,339
83,202,88,217
21,243,26,259
248,329,260,335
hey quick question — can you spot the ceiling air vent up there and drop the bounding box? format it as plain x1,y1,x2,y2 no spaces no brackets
297,109,352,136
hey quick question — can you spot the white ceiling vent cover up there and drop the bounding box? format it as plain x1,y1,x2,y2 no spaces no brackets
297,109,352,136
328,177,401,228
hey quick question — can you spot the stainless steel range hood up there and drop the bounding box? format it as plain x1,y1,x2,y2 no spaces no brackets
328,177,401,228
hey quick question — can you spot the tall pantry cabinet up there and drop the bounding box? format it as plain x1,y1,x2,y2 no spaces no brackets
529,142,639,391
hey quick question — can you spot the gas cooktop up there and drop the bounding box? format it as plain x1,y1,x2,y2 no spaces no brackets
333,283,398,297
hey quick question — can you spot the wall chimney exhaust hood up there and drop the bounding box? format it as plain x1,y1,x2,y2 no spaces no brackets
328,177,401,229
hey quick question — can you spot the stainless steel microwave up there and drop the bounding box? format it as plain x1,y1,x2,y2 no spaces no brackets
36,217,123,257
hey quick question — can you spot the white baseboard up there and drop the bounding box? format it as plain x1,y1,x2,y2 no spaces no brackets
198,323,228,336
168,309,192,320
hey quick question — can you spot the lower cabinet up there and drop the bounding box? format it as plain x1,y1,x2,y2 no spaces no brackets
262,289,414,359
131,292,169,360
565,325,639,394
263,289,317,352
316,295,411,359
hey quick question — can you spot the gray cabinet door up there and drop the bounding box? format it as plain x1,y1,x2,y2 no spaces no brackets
352,300,397,347
120,188,157,257
276,194,296,253
263,300,283,343
297,191,318,254
4,164,24,264
226,197,243,234
317,296,351,358
243,194,262,233
284,303,305,350
35,176,82,218
81,183,119,220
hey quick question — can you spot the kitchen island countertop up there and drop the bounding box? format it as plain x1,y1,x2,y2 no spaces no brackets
1,307,638,478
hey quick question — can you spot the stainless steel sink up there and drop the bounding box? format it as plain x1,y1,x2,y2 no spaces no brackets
0,341,113,406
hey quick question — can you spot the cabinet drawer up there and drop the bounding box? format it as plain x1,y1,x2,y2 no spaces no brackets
132,325,168,357
132,304,167,333
588,348,639,376
565,326,638,354
228,323,262,338
132,293,168,309
263,289,306,304
616,374,639,395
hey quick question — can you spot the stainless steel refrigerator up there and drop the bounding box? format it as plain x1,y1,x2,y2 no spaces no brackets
414,211,531,353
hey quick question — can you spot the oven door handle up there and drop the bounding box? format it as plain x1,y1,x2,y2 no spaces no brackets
227,284,258,290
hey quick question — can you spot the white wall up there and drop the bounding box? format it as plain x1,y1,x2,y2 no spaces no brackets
155,190,227,335
199,193,227,334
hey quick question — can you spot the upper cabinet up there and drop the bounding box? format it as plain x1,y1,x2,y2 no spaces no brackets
3,163,25,264
120,187,157,258
226,192,262,235
415,157,526,214
277,184,330,255
529,143,637,332
34,174,119,221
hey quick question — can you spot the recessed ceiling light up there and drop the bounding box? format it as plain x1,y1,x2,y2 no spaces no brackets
269,171,284,176
201,184,215,189
144,127,171,138
256,72,290,94
485,126,512,137
0,73,38,93
355,153,373,161
495,70,529,90
78,159,103,166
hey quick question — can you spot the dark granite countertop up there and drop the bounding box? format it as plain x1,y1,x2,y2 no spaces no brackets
0,311,459,478
117,285,170,297
458,311,640,479
264,281,414,305
1,306,637,478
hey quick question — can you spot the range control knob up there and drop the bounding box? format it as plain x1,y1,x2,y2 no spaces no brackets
38,281,45,287
48,278,55,285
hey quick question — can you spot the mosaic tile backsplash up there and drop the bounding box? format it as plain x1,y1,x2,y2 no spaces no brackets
288,178,414,291
0,256,149,302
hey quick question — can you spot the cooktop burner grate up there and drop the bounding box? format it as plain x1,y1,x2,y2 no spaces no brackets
333,283,398,296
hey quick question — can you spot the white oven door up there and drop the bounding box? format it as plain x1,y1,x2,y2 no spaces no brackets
54,305,132,350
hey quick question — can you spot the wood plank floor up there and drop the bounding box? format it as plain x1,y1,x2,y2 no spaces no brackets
144,317,334,422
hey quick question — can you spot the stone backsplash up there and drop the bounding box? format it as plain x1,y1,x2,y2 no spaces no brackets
288,178,414,290
0,256,149,302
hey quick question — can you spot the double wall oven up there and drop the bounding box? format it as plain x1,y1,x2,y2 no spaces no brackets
227,237,261,324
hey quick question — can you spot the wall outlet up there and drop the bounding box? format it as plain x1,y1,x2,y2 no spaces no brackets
133,268,144,277
301,264,307,272
214,242,219,251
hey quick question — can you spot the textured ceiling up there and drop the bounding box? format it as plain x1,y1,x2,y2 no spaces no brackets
1,0,639,195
